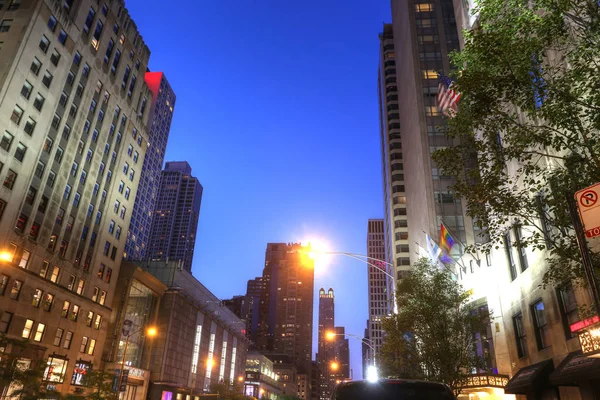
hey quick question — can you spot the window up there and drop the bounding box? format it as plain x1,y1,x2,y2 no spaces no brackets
63,331,73,349
59,240,68,257
83,63,90,77
50,48,60,65
113,22,119,33
92,287,99,302
124,187,130,200
22,319,34,339
61,300,70,318
103,241,110,256
76,279,85,295
39,35,50,53
58,29,67,45
128,74,136,97
24,117,36,136
531,300,550,349
423,69,438,79
7,0,20,10
83,7,95,33
69,304,79,321
66,71,75,86
80,336,88,353
15,213,27,233
33,93,45,111
44,356,68,382
91,20,103,50
120,206,126,219
514,225,529,272
28,58,41,77
128,169,135,181
10,105,23,125
415,3,434,12
113,199,120,213
20,81,33,99
68,274,76,291
33,322,45,342
97,263,105,279
99,290,106,305
111,49,121,74
51,113,61,130
0,131,13,151
95,211,102,225
0,312,12,333
0,274,8,295
110,246,117,260
0,19,13,32
105,267,112,283
87,339,96,355
9,280,22,300
92,129,99,143
33,162,44,180
3,169,16,189
71,361,91,385
504,232,517,281
90,99,97,113
115,226,121,239
123,162,129,174
14,142,26,162
513,313,527,358
73,51,81,65
42,293,53,311
133,151,139,163
76,82,85,98
55,146,64,163
47,15,57,31
94,314,101,329
50,266,60,283
557,284,579,339
53,328,63,346
18,249,30,268
127,144,133,156
63,184,71,200
0,199,5,221
122,65,131,88
69,104,78,118
85,311,93,327
32,288,43,307
92,182,99,196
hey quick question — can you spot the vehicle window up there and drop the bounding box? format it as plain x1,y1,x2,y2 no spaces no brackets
333,381,455,400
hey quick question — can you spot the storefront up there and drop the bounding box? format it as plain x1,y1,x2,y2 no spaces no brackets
457,373,514,400
504,359,557,399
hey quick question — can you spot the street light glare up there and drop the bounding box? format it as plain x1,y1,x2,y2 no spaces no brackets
326,331,336,341
0,252,12,262
366,365,379,383
330,361,339,371
146,326,158,337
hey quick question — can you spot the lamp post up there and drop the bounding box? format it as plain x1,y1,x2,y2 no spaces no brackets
325,331,376,362
116,322,157,396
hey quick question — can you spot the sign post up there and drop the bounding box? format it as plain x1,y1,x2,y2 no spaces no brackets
571,186,600,318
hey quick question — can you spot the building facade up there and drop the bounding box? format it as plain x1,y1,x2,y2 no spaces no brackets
389,0,479,265
102,261,167,400
140,260,249,399
317,288,335,400
377,25,411,280
245,276,265,345
244,351,283,399
257,243,314,376
0,0,152,395
366,218,390,367
125,71,175,261
146,161,202,273
269,354,298,398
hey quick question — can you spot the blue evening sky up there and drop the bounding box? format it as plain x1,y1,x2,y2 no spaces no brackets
127,0,391,379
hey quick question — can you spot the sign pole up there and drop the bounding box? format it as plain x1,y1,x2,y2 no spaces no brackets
567,193,600,318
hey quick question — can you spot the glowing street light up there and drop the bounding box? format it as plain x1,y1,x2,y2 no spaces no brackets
147,326,158,337
207,358,214,370
238,376,244,382
366,365,379,382
0,251,12,262
117,324,158,392
330,361,339,371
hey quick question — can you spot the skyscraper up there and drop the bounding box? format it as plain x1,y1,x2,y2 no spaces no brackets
366,219,389,366
389,0,476,261
317,288,335,400
146,161,202,272
125,71,176,261
331,326,350,382
0,0,151,394
245,276,266,344
377,24,412,279
256,243,314,377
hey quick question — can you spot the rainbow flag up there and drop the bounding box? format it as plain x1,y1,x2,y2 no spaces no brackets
439,223,455,263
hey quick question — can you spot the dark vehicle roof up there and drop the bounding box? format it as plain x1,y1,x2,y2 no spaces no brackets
331,379,456,400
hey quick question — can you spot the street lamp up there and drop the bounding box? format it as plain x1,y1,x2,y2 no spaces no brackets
116,323,157,395
330,361,339,371
326,330,377,371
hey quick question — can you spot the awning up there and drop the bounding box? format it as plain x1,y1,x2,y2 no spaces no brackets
504,359,554,395
549,351,600,386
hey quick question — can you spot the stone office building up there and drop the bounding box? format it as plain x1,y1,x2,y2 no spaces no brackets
0,0,152,396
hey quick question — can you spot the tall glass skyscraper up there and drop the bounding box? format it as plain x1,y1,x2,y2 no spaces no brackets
125,72,175,261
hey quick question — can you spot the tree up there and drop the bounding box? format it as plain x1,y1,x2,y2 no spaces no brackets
432,0,600,287
380,258,490,392
62,368,118,400
0,334,59,399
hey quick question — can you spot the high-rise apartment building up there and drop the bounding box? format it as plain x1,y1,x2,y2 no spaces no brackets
377,24,411,279
125,71,175,261
245,276,265,344
389,0,477,262
366,219,389,366
146,161,202,272
317,288,335,400
330,326,350,382
0,0,151,395
256,243,314,379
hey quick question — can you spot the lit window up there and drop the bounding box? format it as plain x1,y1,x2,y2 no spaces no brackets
415,3,434,12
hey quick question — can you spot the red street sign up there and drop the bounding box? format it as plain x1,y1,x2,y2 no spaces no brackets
575,183,600,238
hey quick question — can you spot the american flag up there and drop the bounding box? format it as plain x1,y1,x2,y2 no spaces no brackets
437,73,461,117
